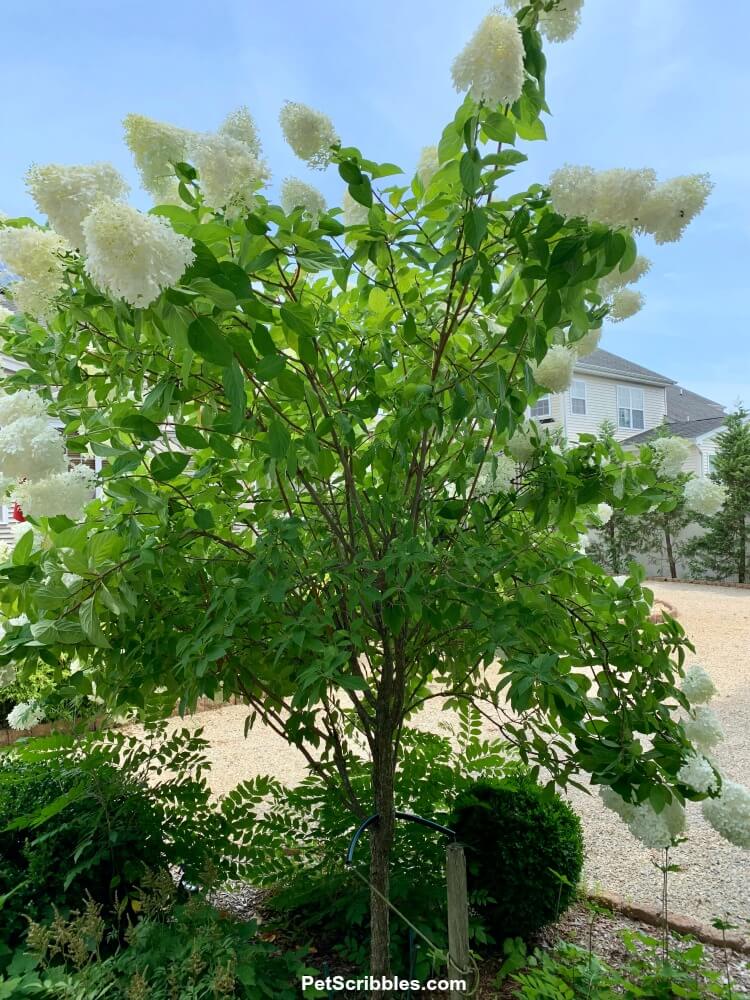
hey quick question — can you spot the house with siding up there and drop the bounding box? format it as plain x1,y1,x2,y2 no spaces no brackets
530,347,726,475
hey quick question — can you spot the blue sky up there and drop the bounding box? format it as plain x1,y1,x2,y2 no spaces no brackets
2,0,748,407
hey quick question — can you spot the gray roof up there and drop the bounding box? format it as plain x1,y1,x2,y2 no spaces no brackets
624,415,726,445
575,348,675,386
665,384,725,423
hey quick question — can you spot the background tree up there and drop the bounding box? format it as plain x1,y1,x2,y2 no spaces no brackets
683,408,750,582
0,1,721,984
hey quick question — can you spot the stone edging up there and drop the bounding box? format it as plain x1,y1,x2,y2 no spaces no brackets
589,892,750,955
646,576,750,591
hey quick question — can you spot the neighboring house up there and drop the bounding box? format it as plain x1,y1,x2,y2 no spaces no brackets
530,347,726,477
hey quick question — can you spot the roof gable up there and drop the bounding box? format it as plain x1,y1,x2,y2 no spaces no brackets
574,348,674,386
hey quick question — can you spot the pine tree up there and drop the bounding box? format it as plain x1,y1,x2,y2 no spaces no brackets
683,409,750,582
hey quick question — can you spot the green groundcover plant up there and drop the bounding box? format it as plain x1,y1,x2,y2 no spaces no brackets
0,0,746,980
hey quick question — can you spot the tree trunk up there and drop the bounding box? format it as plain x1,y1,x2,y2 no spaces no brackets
664,522,677,579
369,732,396,996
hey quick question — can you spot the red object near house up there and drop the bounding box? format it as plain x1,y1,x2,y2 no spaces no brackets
11,503,25,522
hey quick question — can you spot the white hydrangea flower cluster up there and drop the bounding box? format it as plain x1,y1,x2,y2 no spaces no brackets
570,327,601,357
702,781,750,850
599,787,686,849
506,0,585,42
7,700,45,730
506,423,537,462
13,465,95,520
549,166,712,243
474,454,517,496
342,190,369,227
189,134,270,215
595,502,613,525
677,752,718,794
451,10,525,107
281,178,327,223
530,344,576,392
417,146,440,187
279,102,339,169
650,436,691,478
681,664,717,705
0,415,66,482
82,201,195,308
25,162,129,248
123,113,196,201
598,255,651,297
683,477,726,517
608,288,644,323
218,106,262,156
683,705,725,751
0,225,69,321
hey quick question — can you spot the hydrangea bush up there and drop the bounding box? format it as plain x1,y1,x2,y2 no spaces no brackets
0,0,745,979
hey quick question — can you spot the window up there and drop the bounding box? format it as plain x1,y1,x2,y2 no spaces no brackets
707,453,717,476
570,380,587,415
617,385,644,429
530,395,551,418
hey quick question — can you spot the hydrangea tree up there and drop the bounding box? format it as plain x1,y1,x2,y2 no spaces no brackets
0,0,742,981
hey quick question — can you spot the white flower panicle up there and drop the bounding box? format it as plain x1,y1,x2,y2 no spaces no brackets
608,289,644,323
189,133,270,215
628,799,686,850
702,781,750,850
218,106,262,156
82,201,195,308
531,344,576,393
596,502,613,525
683,705,725,752
0,226,69,319
677,752,718,794
651,436,691,478
279,102,339,169
506,0,585,42
281,178,327,223
549,165,711,242
25,162,129,248
637,175,713,245
342,190,369,227
0,302,12,323
12,465,94,520
0,389,50,427
598,255,651,297
0,416,66,482
123,113,196,200
507,424,537,463
451,10,525,107
7,700,45,731
417,146,440,187
571,327,601,357
474,454,517,496
599,786,636,822
681,664,717,705
683,477,726,517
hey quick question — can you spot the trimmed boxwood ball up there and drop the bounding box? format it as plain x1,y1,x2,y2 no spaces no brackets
450,776,583,941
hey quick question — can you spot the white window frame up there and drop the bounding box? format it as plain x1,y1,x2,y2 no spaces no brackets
570,380,587,416
0,505,8,525
530,394,551,418
617,385,645,430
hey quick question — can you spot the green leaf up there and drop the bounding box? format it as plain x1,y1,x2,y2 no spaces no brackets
150,452,190,481
437,124,462,163
12,528,34,565
482,113,516,144
251,325,277,356
280,302,316,339
459,150,482,196
223,361,246,430
266,420,291,459
80,597,110,648
194,508,215,530
298,335,318,369
543,292,562,328
187,317,234,367
256,354,286,381
175,424,209,450
348,177,373,208
245,214,269,235
464,208,487,252
120,414,161,441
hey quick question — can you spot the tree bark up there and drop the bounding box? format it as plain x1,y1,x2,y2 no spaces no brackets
369,736,396,997
664,522,677,579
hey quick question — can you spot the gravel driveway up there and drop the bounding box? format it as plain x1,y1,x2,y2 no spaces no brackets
170,581,750,932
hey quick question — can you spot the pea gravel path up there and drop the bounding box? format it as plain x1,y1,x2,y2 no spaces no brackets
167,581,750,935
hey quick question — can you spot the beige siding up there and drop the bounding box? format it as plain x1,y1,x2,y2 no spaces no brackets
539,375,668,443
681,445,703,477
